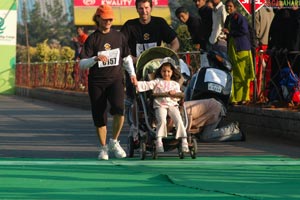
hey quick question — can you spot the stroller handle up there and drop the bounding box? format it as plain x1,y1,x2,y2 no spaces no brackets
152,92,185,99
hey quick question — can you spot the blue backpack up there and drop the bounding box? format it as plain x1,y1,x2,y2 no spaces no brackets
279,67,300,103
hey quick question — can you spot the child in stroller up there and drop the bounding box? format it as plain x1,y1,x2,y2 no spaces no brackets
135,57,189,153
127,47,197,159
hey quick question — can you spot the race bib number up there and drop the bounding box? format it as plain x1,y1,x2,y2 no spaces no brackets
97,48,120,68
136,43,157,56
208,83,222,93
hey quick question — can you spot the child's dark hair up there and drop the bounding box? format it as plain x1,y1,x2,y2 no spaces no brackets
155,62,182,82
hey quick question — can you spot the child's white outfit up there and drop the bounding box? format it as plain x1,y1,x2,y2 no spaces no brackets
137,78,187,139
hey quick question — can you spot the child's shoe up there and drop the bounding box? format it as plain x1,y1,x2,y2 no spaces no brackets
182,141,189,153
155,141,164,152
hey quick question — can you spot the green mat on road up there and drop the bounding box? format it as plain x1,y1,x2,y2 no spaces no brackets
0,156,300,200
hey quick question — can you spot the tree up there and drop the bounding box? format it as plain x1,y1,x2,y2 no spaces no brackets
27,1,50,46
17,0,75,48
16,0,76,62
46,0,73,46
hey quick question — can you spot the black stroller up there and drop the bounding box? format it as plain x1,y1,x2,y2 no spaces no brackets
127,47,197,159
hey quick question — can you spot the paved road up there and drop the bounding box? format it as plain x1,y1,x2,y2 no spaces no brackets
1,95,300,159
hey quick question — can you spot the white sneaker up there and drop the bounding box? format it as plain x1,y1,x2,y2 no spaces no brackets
108,139,126,158
98,145,109,160
232,121,240,134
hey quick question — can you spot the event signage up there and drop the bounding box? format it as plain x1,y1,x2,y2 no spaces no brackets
237,0,265,14
73,0,171,26
0,0,17,94
74,0,168,6
0,10,17,45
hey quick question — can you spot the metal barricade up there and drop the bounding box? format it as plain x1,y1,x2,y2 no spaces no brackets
15,61,89,92
260,49,300,103
15,51,202,93
177,51,201,73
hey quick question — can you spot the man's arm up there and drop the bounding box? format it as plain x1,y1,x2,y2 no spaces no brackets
169,37,180,52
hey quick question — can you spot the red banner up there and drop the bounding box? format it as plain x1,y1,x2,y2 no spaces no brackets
74,0,169,7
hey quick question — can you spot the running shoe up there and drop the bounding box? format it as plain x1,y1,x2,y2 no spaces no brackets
98,145,109,160
108,139,127,158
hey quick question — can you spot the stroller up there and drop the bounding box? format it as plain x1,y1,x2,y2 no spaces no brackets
127,47,198,159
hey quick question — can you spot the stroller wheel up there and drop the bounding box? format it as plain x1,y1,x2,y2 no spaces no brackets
127,136,134,158
140,141,146,160
190,138,198,159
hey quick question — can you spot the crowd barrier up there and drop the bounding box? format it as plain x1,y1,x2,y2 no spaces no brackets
15,51,201,93
15,61,89,92
254,49,300,104
15,50,300,105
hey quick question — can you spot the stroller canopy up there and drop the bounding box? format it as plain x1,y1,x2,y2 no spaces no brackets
136,47,180,80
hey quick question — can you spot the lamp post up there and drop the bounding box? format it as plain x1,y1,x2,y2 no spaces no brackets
23,0,31,86
251,0,257,102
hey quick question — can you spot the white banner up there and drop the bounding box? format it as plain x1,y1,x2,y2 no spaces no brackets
0,9,17,45
0,0,17,94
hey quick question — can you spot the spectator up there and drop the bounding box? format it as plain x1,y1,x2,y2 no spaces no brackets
267,7,300,102
72,27,88,60
71,27,89,89
268,8,300,53
209,0,228,53
184,52,244,142
175,6,205,50
223,0,255,105
250,6,274,99
79,5,137,160
120,0,180,127
256,7,274,49
184,98,244,142
193,0,213,50
206,0,214,9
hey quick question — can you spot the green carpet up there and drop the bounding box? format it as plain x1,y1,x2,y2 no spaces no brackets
0,156,299,200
